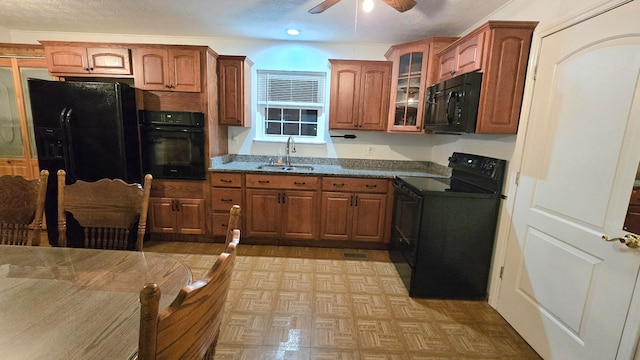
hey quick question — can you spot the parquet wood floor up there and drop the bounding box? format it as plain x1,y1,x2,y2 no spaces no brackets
143,240,541,360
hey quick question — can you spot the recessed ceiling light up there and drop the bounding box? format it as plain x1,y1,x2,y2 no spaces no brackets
362,0,374,13
286,29,300,36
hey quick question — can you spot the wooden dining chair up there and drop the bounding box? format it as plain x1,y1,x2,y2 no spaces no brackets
57,170,152,250
0,170,49,246
137,229,240,360
225,204,241,248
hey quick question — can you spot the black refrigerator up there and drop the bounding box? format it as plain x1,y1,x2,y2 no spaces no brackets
28,79,142,247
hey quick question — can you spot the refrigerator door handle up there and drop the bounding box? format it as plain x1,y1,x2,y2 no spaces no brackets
63,108,78,182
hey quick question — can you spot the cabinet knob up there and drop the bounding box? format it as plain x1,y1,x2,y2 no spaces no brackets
450,70,456,76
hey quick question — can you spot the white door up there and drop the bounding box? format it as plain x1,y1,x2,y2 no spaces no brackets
496,1,640,359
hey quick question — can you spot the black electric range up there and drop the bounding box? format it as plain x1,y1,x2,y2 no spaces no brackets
390,152,506,299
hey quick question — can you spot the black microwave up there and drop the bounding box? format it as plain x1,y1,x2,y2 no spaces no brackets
424,72,482,133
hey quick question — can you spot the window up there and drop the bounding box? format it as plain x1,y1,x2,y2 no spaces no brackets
257,70,326,142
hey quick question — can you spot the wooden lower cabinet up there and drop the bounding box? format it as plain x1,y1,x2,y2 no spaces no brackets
245,189,318,239
320,177,390,243
321,192,387,242
149,198,206,235
148,179,206,236
210,172,243,237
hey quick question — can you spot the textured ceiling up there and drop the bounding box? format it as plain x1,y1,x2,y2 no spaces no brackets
0,0,511,44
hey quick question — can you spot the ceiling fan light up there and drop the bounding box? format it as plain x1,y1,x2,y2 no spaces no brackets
286,28,300,36
362,0,374,13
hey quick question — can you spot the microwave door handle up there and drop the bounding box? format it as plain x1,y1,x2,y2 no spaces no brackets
445,91,456,124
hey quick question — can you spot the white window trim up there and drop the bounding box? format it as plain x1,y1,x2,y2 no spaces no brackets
254,70,327,143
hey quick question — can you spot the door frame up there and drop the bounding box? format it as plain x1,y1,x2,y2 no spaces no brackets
486,0,640,357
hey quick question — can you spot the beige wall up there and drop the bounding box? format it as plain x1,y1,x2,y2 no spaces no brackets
0,25,10,42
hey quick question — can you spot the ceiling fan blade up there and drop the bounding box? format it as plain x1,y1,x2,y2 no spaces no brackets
308,0,341,14
381,0,417,12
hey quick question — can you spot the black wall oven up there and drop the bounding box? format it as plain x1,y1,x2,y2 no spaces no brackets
139,110,206,180
390,152,506,299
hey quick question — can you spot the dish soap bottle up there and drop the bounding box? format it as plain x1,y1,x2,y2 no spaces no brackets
277,149,283,165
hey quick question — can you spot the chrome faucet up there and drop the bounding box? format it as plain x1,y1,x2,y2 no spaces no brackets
285,136,296,167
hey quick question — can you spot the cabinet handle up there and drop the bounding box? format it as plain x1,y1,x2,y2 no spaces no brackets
354,195,358,206
333,183,345,187
175,200,181,211
171,200,176,211
220,179,232,183
450,70,456,76
221,223,228,227
281,192,286,204
349,195,354,207
258,180,270,184
294,181,306,186
221,198,233,202
365,184,377,188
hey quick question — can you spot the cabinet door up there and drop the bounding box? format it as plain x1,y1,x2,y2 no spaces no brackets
281,190,318,240
359,63,391,131
455,32,485,75
475,27,533,134
388,47,426,132
169,49,201,92
437,48,457,82
245,189,281,238
218,57,251,126
149,198,178,233
176,198,205,235
133,48,170,91
45,46,89,74
85,47,132,75
320,192,352,241
329,63,361,129
352,193,387,242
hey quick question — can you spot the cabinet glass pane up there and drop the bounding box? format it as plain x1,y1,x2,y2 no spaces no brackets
20,68,54,157
408,77,421,103
394,105,407,126
0,67,22,157
396,78,408,102
398,54,410,77
409,52,423,75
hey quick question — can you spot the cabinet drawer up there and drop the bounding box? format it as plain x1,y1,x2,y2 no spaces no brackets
212,213,234,236
150,179,204,198
246,174,319,190
322,177,388,193
210,172,242,188
211,188,242,211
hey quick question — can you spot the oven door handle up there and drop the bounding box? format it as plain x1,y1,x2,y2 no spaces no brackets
144,126,203,133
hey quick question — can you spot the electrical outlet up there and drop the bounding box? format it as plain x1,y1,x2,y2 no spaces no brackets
365,146,373,156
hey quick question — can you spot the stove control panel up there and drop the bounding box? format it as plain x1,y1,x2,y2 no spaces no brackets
448,152,506,180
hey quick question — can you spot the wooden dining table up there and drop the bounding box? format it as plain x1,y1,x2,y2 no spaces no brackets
0,245,191,360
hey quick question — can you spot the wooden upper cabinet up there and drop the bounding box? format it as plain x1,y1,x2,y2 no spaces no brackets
436,33,484,82
42,43,132,76
218,55,253,126
436,21,538,134
329,59,391,131
133,47,201,92
385,37,457,133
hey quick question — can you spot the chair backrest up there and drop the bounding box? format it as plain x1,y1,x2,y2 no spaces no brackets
0,170,48,246
138,229,240,360
225,205,241,248
56,170,152,250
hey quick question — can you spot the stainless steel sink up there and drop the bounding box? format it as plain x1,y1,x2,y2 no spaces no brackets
256,164,314,171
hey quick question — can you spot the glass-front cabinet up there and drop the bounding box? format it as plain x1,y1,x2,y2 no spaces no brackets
385,37,457,133
0,45,52,178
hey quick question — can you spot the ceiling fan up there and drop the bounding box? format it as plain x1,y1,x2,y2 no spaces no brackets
308,0,417,14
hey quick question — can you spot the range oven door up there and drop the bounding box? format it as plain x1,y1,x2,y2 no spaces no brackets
140,125,206,180
390,179,424,292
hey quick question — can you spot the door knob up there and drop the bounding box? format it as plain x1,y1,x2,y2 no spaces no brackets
602,233,640,248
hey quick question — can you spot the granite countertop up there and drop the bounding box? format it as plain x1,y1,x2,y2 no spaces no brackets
209,154,450,179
